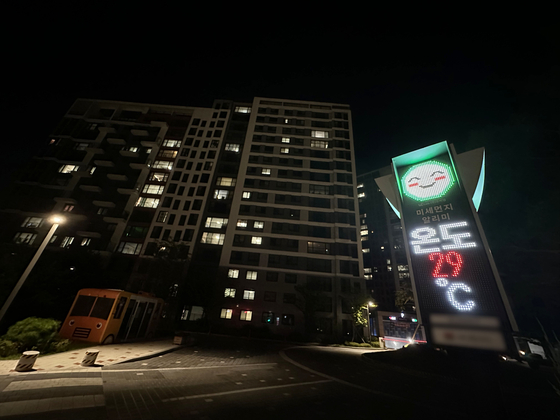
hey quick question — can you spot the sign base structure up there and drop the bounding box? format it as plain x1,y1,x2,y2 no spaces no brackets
379,141,517,354
429,314,507,352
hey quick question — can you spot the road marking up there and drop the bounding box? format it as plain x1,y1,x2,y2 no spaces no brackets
0,395,105,416
3,378,102,391
280,349,411,402
103,362,278,373
280,348,455,412
162,380,331,402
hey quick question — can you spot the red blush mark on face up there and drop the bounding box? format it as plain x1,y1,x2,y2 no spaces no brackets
434,176,446,181
408,183,419,187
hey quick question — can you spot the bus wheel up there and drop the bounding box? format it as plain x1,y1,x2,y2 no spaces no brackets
103,335,115,344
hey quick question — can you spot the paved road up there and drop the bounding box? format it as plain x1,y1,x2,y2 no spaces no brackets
0,335,556,419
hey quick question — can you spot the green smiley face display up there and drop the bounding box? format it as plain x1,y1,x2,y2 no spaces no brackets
402,161,455,201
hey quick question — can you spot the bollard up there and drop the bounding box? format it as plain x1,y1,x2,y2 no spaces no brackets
15,351,40,372
81,349,100,366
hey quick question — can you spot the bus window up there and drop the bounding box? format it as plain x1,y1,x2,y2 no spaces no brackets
113,297,127,319
90,297,115,320
70,295,97,317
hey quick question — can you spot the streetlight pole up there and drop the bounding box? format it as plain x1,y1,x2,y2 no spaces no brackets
0,216,64,323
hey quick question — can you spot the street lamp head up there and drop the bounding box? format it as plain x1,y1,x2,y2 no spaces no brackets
50,215,65,224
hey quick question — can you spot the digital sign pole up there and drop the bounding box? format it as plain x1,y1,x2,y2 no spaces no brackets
391,141,517,353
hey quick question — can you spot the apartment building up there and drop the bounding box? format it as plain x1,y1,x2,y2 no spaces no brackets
357,169,409,312
0,97,364,341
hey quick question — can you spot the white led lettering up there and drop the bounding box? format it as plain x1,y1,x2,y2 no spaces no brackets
410,227,441,254
439,222,477,250
435,278,475,311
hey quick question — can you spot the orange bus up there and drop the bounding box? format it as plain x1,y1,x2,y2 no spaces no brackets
59,289,164,344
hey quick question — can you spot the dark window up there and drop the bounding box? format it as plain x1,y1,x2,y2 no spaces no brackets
264,291,277,302
283,293,296,304
266,272,279,282
150,226,163,239
70,295,96,317
113,297,127,319
285,273,297,284
187,214,199,225
90,297,115,320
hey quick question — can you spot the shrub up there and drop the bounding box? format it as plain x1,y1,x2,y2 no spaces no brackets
0,339,19,358
344,341,374,347
2,317,61,353
46,339,71,354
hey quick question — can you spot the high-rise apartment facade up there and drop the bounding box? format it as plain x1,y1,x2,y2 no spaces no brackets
357,169,409,311
1,97,364,341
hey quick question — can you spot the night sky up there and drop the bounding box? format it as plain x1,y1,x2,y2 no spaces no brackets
3,7,559,333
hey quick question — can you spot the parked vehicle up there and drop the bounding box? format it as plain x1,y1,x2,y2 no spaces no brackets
59,289,163,344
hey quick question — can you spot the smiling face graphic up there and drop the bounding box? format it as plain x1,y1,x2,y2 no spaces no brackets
402,161,455,201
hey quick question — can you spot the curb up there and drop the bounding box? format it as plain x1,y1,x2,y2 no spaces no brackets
113,345,184,365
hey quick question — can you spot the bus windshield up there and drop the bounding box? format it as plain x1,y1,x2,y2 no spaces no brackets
90,297,116,320
70,295,97,317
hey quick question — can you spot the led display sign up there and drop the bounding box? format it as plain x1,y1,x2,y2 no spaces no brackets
392,141,516,352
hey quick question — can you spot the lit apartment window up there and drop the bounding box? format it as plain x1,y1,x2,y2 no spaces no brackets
143,184,164,195
251,237,262,245
220,308,233,319
89,167,96,175
157,211,169,223
228,269,239,278
261,169,271,175
135,197,160,208
205,217,228,228
361,236,368,241
397,265,409,272
200,232,225,245
311,130,328,138
117,241,141,255
280,148,289,154
360,230,368,236
58,165,79,173
240,310,252,321
310,140,329,148
149,172,169,182
365,274,372,279
80,238,91,247
253,221,264,229
234,106,251,113
357,183,364,188
237,220,248,228
61,236,75,248
216,177,236,187
224,288,236,298
13,232,37,245
21,217,43,228
362,248,370,253
214,189,230,200
243,290,255,300
246,271,257,280
158,150,178,158
153,161,173,170
282,137,290,143
364,268,372,273
242,192,251,199
358,192,366,198
123,146,139,152
225,143,240,152
162,139,182,148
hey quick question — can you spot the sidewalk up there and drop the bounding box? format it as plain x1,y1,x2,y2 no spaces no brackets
0,338,179,375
